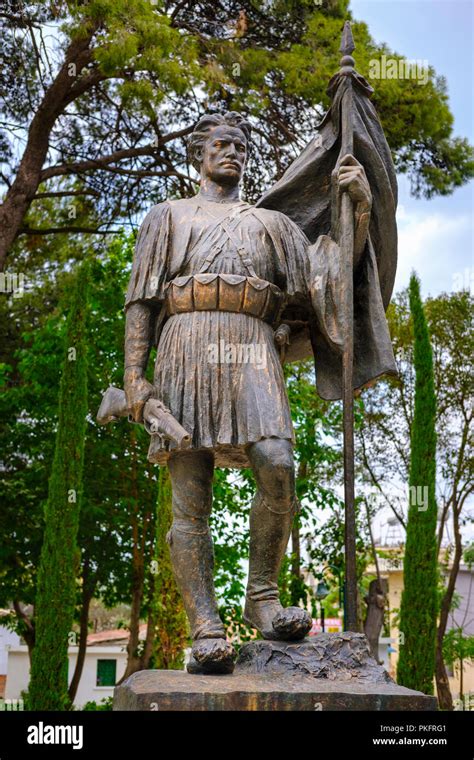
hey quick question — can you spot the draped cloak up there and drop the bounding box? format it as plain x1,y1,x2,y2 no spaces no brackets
257,69,398,398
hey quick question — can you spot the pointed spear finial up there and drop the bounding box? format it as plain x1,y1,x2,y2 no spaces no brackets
339,21,355,72
340,21,355,56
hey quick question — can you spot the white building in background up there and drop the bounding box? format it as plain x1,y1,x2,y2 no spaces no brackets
0,619,20,702
1,626,148,708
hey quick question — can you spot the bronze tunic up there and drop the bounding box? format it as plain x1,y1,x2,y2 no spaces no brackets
125,195,311,468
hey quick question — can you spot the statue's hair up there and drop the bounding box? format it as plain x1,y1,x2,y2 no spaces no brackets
188,111,252,171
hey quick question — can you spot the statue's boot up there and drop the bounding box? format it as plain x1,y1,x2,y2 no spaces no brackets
168,451,235,675
169,526,235,674
243,491,312,640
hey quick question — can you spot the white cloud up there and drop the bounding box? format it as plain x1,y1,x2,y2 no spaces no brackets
394,206,473,296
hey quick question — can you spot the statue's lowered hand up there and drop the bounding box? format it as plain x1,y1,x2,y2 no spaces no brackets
97,386,191,450
124,368,155,423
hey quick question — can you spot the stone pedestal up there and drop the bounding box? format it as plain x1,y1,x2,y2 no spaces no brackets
114,633,437,711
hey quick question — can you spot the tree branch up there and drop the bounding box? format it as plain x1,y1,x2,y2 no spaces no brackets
359,431,407,529
33,190,100,199
40,125,195,181
18,226,122,236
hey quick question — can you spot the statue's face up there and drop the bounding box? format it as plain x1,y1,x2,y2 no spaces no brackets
199,125,247,186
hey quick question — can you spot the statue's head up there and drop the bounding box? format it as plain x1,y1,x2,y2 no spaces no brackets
188,111,252,186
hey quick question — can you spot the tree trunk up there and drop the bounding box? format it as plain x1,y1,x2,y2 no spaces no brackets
289,461,306,607
291,521,300,577
140,581,158,670
435,506,463,710
12,600,35,663
118,429,146,683
435,640,452,710
290,519,302,606
68,559,95,704
119,559,145,681
364,578,388,662
0,34,93,270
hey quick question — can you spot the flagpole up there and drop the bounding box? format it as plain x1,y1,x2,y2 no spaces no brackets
338,21,358,632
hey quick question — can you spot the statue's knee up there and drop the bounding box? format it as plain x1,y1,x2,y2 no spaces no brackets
249,439,295,504
268,459,294,495
171,488,213,525
169,516,211,539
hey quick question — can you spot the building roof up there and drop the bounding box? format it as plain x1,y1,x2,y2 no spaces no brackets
86,624,147,646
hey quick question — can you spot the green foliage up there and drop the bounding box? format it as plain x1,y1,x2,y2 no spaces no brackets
442,628,474,669
286,362,372,621
357,290,473,525
81,696,113,711
0,234,179,687
149,468,188,669
0,236,81,621
79,234,158,617
212,467,254,641
397,273,438,695
1,0,472,269
27,263,90,711
358,288,472,703
206,357,369,638
69,0,198,88
464,545,474,569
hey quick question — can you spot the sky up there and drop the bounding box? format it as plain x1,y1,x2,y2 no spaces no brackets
350,0,474,298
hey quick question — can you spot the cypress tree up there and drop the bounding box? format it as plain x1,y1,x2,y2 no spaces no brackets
397,273,438,694
28,264,89,710
149,467,188,670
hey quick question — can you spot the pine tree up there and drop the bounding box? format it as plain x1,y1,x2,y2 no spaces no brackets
28,263,89,710
397,273,438,694
149,467,188,670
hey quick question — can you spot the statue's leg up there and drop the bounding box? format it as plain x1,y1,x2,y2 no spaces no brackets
167,448,235,674
244,438,312,640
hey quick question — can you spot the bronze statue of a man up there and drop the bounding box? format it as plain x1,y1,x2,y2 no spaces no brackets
123,111,376,674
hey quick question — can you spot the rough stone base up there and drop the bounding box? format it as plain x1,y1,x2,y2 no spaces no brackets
114,633,437,711
235,633,393,683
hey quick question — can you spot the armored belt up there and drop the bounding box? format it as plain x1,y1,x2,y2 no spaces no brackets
164,274,285,325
